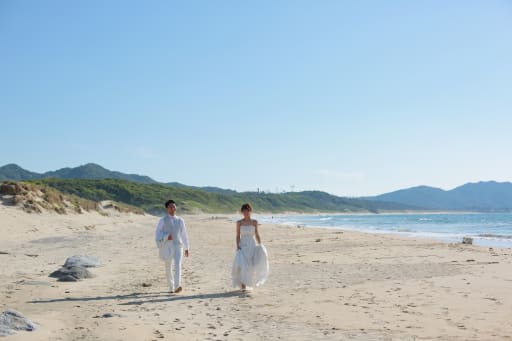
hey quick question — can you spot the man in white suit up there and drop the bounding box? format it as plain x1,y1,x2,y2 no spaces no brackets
155,200,190,293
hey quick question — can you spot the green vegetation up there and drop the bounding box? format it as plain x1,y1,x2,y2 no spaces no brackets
0,164,41,181
29,178,414,214
0,163,156,183
5,163,512,212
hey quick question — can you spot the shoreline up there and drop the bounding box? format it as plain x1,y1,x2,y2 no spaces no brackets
269,221,512,250
255,210,506,216
255,212,512,250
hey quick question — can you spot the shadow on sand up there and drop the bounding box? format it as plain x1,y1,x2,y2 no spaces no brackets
28,290,249,305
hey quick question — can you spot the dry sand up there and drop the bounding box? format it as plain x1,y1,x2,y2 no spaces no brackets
1,204,512,340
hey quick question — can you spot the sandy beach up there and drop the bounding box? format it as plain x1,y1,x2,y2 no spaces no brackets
1,204,512,341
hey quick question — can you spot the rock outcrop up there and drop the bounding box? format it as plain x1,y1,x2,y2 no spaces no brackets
0,181,97,214
49,255,101,282
0,309,37,336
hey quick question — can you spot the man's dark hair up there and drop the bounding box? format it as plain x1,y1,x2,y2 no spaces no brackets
165,200,176,208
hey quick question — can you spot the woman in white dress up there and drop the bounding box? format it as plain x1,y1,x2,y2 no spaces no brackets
232,203,269,290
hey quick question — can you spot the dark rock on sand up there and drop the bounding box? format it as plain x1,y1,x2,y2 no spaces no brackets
49,255,100,282
0,309,37,337
50,266,93,281
462,237,473,245
93,313,125,318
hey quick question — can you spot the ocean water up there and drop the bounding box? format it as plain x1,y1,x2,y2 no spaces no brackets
259,213,512,248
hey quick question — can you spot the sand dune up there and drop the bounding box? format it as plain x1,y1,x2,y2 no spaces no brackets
1,204,511,340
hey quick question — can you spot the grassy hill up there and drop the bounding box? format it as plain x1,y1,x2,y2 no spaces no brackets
0,164,41,181
28,178,414,214
0,163,157,184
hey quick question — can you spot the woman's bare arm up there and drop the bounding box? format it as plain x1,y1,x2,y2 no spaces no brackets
236,221,241,250
254,219,261,244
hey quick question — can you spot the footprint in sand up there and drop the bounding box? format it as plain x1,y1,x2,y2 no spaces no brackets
153,330,164,339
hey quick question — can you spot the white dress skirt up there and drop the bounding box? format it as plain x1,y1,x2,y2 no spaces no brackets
232,224,269,288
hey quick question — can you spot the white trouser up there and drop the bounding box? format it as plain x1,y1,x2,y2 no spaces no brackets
164,244,183,291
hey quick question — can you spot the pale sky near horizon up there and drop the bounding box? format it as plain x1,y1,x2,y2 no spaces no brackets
1,1,511,196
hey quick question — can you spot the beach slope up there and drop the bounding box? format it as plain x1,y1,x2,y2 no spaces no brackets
1,205,511,340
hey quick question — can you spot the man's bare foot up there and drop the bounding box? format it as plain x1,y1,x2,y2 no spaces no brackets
174,287,183,293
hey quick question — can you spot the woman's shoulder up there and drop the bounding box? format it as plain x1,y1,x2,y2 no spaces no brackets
236,219,257,226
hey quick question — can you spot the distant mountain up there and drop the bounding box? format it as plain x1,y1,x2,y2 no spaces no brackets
43,163,156,184
0,164,41,181
0,163,157,184
371,181,512,211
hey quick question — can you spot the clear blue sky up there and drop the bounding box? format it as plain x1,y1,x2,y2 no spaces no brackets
1,1,511,196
